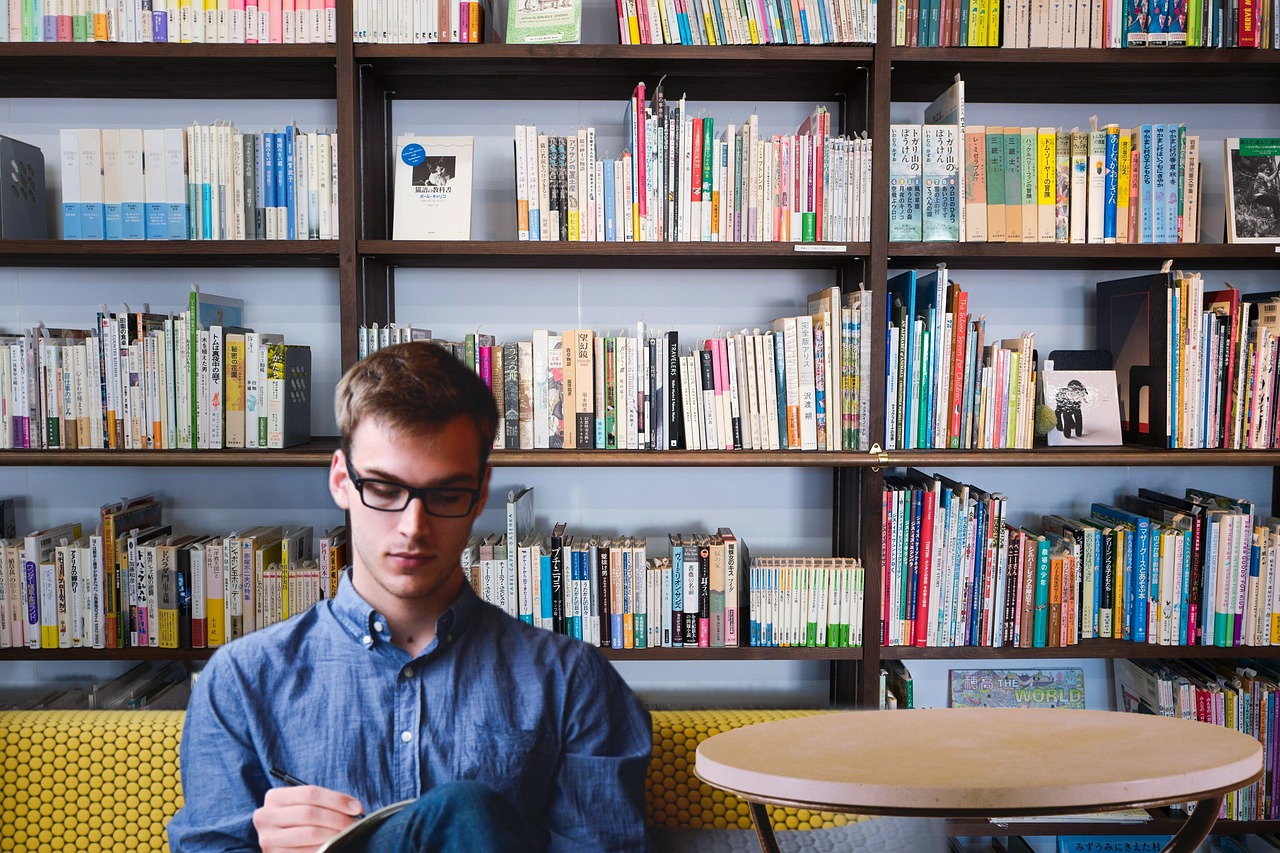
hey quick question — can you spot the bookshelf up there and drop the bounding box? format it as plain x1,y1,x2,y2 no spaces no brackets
3,0,1280,838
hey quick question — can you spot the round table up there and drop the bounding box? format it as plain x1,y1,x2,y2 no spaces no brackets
694,708,1264,853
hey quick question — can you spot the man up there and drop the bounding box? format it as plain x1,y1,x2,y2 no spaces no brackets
169,342,652,852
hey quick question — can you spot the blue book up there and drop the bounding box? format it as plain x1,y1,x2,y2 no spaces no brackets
603,158,615,242
1103,125,1119,242
273,131,287,237
1058,837,1172,853
152,3,167,40
283,127,297,240
539,550,554,626
671,541,684,647
262,131,277,230
1091,503,1152,643
1030,532,1050,647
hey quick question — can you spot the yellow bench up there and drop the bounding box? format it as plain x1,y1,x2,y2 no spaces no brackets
1,708,858,852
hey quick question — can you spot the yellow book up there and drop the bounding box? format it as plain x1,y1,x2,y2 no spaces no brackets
1036,128,1056,242
986,0,1001,43
1116,130,1131,242
206,538,226,647
225,332,246,448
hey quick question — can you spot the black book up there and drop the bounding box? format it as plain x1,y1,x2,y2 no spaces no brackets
1095,270,1175,447
548,522,567,636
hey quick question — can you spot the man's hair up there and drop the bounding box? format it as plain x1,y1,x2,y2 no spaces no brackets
334,342,499,468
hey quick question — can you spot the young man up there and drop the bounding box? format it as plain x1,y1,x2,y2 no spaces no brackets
169,342,652,852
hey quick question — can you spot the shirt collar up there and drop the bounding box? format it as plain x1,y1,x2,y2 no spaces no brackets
331,568,481,650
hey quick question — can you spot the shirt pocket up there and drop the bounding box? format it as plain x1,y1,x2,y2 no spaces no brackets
453,723,555,811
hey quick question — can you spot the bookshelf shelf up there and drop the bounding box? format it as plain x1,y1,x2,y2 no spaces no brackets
358,240,870,269
880,642,1280,661
355,43,873,101
888,242,1280,271
0,644,856,662
948,815,1280,838
0,239,340,268
888,48,1280,104
0,438,341,467
0,43,339,99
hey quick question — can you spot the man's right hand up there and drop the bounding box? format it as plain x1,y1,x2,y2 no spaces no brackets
253,784,365,853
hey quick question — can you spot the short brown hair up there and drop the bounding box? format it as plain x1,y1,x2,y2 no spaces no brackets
334,342,499,468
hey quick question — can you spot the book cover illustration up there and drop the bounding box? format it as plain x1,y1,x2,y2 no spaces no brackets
1042,369,1123,446
949,667,1085,709
1224,138,1280,244
505,0,582,43
393,136,474,240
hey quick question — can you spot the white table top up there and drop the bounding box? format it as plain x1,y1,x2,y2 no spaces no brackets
694,708,1264,817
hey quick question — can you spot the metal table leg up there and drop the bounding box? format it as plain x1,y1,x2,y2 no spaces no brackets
747,801,782,853
1162,796,1225,853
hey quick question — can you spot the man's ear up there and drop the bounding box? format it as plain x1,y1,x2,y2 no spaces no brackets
329,449,351,511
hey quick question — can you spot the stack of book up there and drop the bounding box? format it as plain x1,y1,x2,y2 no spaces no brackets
885,266,1035,450
0,0,338,43
0,495,348,651
615,0,877,44
353,0,488,42
516,92,872,244
749,556,865,648
0,286,312,451
899,0,1273,47
360,288,875,453
893,120,1202,244
59,123,339,241
882,477,1279,653
1114,657,1280,821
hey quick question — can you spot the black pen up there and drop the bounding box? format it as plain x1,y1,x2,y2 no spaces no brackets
269,767,311,787
268,767,365,819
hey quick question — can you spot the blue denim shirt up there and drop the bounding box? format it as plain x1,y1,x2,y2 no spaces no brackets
167,571,652,852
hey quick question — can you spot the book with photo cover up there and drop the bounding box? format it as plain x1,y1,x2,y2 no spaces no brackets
1224,137,1280,244
393,136,474,240
1041,369,1123,446
949,667,1085,709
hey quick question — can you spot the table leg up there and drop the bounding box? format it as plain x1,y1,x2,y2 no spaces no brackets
1161,796,1225,853
747,801,781,853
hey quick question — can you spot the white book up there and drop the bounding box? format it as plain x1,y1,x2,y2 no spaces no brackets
140,128,167,240
391,135,474,240
119,128,147,240
316,130,332,239
59,128,81,240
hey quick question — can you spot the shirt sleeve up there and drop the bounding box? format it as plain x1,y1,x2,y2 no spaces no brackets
166,649,266,853
544,646,653,853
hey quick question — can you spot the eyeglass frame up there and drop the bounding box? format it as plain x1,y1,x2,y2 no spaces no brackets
343,455,484,517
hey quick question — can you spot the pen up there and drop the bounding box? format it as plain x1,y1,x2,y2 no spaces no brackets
268,767,366,820
269,767,310,787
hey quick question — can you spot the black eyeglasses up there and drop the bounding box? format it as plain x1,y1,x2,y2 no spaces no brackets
344,457,481,517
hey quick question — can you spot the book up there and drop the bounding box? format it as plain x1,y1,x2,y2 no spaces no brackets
948,667,1085,708
392,135,474,240
1095,269,1174,447
313,798,416,853
505,0,581,42
888,124,922,241
1224,138,1280,244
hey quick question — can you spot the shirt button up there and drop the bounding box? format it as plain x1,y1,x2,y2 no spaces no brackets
401,731,413,743
362,635,372,646
373,621,385,633
402,667,413,678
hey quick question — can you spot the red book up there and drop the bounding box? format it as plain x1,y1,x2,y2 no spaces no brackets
910,475,938,647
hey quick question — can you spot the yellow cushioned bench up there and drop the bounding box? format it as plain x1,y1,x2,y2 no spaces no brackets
0,708,856,852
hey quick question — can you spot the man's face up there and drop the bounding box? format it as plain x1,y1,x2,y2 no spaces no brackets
329,415,490,615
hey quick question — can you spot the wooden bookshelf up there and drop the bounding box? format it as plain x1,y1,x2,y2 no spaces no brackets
3,6,1279,842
